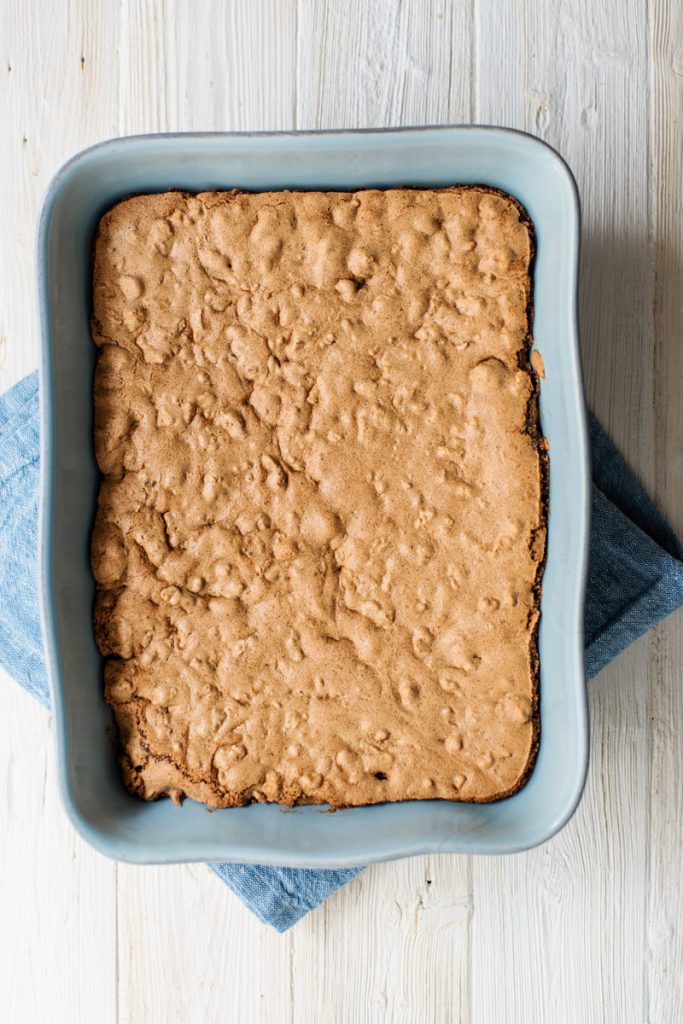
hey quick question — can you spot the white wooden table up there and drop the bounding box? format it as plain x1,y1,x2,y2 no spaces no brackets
1,2,681,1021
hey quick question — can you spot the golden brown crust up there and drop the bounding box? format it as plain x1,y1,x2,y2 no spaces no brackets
91,186,546,808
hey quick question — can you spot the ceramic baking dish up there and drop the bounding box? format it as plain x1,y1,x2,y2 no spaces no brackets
38,127,589,866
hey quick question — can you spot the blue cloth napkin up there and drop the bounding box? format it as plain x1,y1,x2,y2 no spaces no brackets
1,371,682,931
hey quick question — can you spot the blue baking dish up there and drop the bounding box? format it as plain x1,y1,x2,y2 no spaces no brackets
38,127,589,866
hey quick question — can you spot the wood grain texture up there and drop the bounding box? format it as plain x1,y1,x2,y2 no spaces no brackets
0,4,119,1023
117,863,293,1024
291,858,472,1023
0,686,117,1024
295,0,474,129
648,2,683,1021
0,1,681,1022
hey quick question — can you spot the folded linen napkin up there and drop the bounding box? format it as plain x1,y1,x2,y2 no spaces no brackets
1,371,682,931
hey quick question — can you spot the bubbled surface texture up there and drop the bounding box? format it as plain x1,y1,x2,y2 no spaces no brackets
91,187,545,808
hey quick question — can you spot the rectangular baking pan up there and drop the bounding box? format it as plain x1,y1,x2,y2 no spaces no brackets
38,127,589,866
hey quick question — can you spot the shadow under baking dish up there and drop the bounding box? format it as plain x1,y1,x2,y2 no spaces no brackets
38,127,589,867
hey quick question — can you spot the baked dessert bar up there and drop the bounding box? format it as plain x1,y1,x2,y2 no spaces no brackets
91,186,546,808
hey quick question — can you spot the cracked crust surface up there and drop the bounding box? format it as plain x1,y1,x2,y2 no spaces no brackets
91,186,546,808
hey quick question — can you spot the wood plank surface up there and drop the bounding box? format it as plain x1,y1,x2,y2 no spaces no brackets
0,2,681,1022
648,1,683,1021
0,3,120,1022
